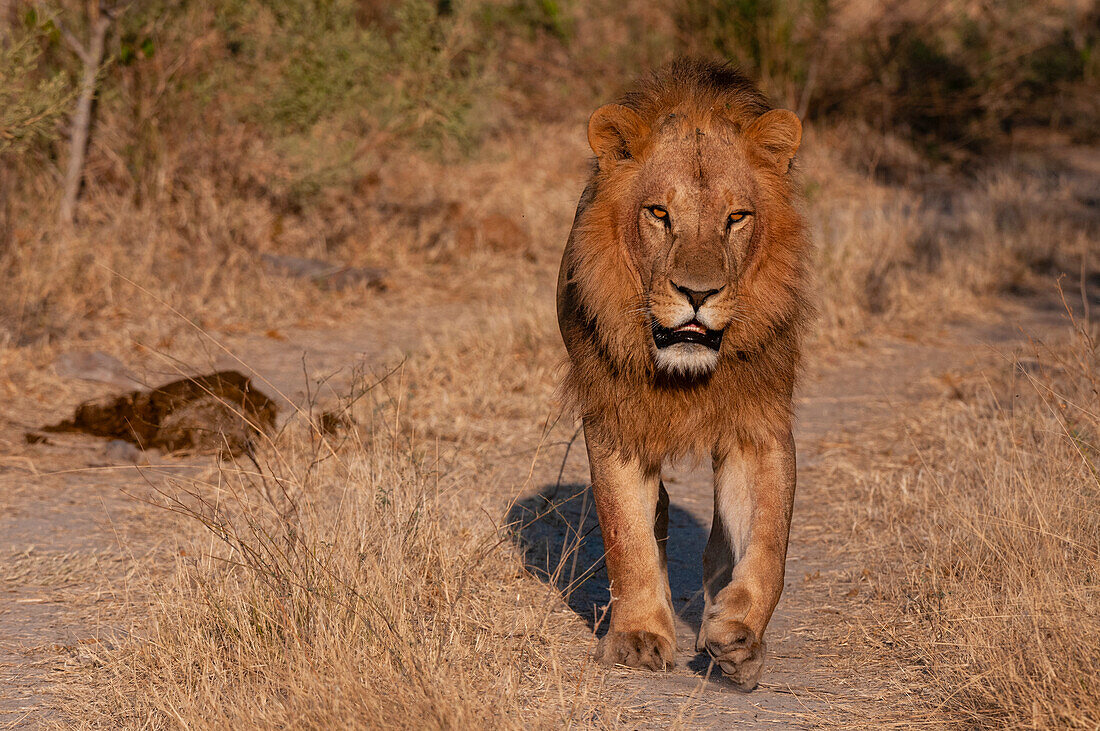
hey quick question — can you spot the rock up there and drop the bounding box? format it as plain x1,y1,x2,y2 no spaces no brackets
261,253,387,291
53,351,138,388
42,370,277,458
155,397,259,455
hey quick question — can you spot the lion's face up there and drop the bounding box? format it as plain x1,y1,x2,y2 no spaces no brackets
585,107,802,378
630,118,765,376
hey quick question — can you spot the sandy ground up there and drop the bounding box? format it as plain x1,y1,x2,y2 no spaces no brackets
0,252,1074,728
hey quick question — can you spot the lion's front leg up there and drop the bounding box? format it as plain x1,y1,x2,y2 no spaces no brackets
698,429,796,690
585,426,676,671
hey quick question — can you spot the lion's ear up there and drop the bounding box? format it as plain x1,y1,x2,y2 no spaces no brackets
588,104,649,167
744,109,802,171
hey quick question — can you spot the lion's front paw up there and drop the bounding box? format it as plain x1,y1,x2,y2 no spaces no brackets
596,630,676,671
701,620,766,691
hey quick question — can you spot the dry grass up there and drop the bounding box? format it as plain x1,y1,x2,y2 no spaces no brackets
60,359,642,728
806,130,1099,341
824,304,1100,727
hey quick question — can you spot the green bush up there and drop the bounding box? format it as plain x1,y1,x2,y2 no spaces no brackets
676,0,1097,151
839,4,1098,151
217,0,491,151
0,13,73,155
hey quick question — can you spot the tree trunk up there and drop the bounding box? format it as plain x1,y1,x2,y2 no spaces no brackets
0,161,11,258
58,14,111,228
0,0,13,37
1,0,12,253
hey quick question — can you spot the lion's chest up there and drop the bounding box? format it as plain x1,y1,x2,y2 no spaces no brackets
577,366,793,464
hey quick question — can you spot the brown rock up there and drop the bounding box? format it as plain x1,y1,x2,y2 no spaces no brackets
43,370,277,457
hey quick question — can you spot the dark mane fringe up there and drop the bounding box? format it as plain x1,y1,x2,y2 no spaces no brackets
618,58,772,131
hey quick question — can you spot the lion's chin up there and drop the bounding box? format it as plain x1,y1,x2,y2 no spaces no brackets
652,343,721,378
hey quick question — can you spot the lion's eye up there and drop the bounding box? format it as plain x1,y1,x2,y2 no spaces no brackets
647,206,670,222
727,211,751,228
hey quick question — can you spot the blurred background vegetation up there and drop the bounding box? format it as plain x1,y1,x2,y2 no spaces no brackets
6,0,1098,165
6,0,1096,156
0,0,1097,346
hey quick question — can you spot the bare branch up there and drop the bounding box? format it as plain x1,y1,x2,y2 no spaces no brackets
58,12,112,228
56,20,92,65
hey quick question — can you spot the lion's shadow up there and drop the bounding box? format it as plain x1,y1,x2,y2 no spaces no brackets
506,481,711,640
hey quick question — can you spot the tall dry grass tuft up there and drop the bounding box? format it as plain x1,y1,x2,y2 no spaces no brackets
806,137,1099,342
68,369,626,728
838,302,1100,726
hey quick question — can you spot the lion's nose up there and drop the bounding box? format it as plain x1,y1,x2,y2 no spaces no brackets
672,282,723,311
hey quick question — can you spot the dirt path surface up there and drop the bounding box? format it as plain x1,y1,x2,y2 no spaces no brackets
0,291,1065,728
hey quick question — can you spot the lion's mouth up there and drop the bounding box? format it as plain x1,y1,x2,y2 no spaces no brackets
652,320,724,351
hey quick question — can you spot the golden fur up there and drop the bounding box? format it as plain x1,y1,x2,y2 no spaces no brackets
556,59,812,688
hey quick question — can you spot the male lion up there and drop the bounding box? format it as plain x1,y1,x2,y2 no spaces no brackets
556,59,811,690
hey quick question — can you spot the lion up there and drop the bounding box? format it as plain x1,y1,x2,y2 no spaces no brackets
556,59,812,690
